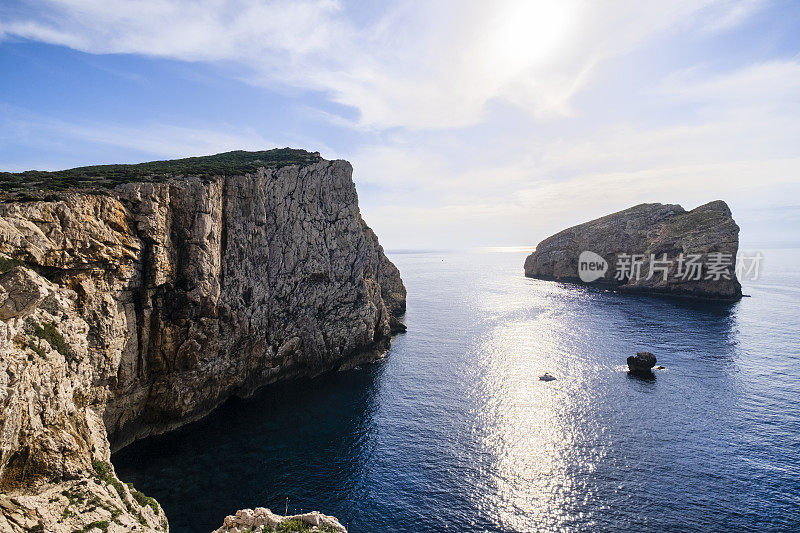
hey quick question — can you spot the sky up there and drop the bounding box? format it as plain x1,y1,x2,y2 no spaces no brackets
1,0,799,250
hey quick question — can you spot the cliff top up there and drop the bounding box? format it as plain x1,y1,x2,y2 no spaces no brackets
0,148,323,193
541,201,732,242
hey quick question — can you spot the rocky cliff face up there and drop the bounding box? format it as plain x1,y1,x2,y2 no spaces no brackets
524,201,742,300
0,151,405,532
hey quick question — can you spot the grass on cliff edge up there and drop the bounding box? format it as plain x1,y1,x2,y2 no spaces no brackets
0,148,322,193
255,519,341,532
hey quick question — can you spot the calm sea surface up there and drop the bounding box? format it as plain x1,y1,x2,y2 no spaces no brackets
114,248,800,532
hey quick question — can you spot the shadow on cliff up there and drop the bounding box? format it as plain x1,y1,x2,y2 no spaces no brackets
112,364,387,533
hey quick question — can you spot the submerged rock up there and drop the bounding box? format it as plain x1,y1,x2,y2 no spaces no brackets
627,352,657,374
524,201,742,300
213,508,347,533
0,149,405,532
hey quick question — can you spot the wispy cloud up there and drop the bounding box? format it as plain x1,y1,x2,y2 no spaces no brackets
356,53,800,246
2,0,795,248
0,107,278,170
0,0,765,129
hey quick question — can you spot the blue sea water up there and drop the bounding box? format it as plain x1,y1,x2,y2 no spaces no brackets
113,248,800,532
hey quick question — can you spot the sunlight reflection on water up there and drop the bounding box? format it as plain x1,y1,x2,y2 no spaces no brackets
470,305,609,531
115,250,800,533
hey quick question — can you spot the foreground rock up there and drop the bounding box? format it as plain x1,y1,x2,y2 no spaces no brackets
0,149,405,531
524,201,742,300
213,508,346,533
627,352,657,374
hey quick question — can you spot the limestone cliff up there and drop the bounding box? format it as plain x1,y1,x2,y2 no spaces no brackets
0,150,405,532
524,201,742,300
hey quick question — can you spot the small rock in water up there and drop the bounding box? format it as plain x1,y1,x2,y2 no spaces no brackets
627,351,657,374
539,372,556,381
655,365,665,370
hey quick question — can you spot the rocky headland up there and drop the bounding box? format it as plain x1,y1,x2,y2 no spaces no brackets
0,149,404,532
524,201,742,300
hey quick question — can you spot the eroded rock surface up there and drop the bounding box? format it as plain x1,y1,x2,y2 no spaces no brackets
212,508,347,533
627,352,657,374
524,201,742,300
0,152,405,531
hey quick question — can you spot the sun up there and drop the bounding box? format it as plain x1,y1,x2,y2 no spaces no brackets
486,0,574,76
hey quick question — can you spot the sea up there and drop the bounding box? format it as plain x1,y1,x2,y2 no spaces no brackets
113,248,800,532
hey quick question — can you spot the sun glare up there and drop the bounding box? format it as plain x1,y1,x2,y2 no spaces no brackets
486,0,574,77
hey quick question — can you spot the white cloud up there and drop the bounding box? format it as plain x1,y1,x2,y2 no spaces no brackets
0,0,765,129
697,0,766,33
363,154,800,249
3,0,795,249
357,53,800,247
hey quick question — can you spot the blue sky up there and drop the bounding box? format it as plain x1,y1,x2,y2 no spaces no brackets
1,0,799,249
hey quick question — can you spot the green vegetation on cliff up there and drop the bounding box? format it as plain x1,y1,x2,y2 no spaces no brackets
0,148,322,192
272,519,340,532
29,321,75,360
0,255,23,273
